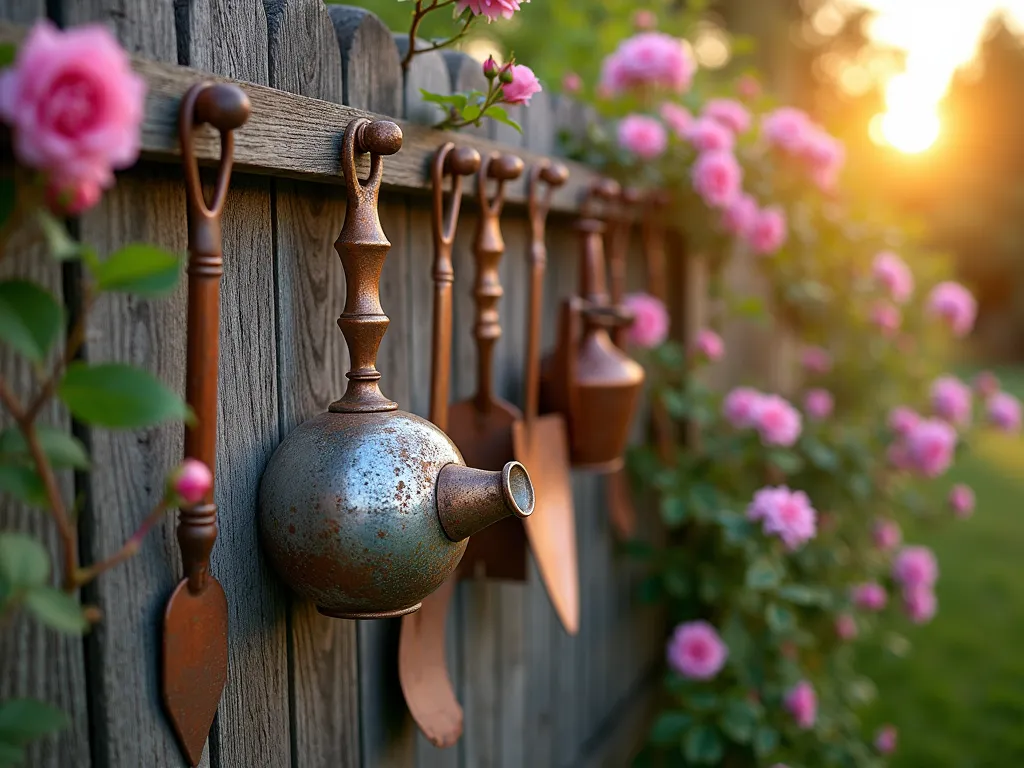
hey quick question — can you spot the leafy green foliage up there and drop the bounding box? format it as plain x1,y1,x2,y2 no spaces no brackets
0,281,63,364
92,244,182,297
0,427,89,471
58,363,191,428
0,698,68,766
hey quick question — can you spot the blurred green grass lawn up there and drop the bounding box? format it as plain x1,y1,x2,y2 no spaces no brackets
858,367,1024,767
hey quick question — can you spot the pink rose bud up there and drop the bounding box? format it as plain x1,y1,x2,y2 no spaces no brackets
623,292,669,348
483,56,499,80
987,391,1022,433
902,585,937,624
930,375,972,426
948,483,975,518
927,281,977,337
835,613,858,641
666,620,729,680
562,72,582,93
46,175,102,215
804,388,834,421
893,545,939,590
874,725,898,755
872,251,914,303
633,9,657,30
168,458,213,506
853,582,888,612
785,681,817,729
694,328,724,362
0,20,146,193
498,62,515,85
872,519,902,551
618,114,668,160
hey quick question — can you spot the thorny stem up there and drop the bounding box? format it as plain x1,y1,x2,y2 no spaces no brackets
401,0,462,73
73,498,170,586
437,81,506,131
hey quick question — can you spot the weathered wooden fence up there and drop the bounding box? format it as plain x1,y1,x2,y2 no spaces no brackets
0,2,687,766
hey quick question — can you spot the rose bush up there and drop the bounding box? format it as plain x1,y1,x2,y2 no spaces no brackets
562,15,1022,768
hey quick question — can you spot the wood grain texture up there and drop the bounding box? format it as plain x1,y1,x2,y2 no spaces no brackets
395,37,449,127
329,5,401,116
264,2,360,767
177,4,291,767
0,217,90,768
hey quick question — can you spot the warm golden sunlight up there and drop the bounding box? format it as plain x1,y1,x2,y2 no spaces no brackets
854,0,1024,152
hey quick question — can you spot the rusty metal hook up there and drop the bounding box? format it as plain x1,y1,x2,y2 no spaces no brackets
477,151,523,221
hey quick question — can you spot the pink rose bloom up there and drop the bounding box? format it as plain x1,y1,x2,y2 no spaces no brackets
785,681,817,730
903,585,937,624
684,117,735,152
659,102,692,137
762,107,812,154
871,302,901,336
756,486,818,550
948,483,975,518
600,32,695,95
747,206,787,256
456,0,526,22
692,150,742,209
804,388,834,421
973,370,1001,398
887,440,913,471
888,406,920,437
893,545,939,590
873,519,902,551
906,418,957,477
874,725,898,755
46,174,102,215
853,582,888,611
722,193,758,237
754,394,802,447
703,98,752,135
835,613,858,641
633,9,658,30
927,281,977,337
724,387,763,429
623,292,669,348
502,64,542,105
872,251,914,304
694,328,724,361
0,21,146,192
802,346,832,374
987,391,1022,432
666,620,729,680
737,75,762,101
618,114,667,160
562,72,582,94
930,376,972,426
801,126,846,190
746,485,785,522
168,458,213,506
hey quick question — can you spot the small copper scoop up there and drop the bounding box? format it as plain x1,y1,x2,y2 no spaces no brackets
514,161,579,634
163,81,250,767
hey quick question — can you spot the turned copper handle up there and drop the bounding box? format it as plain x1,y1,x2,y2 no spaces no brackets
472,152,523,412
430,144,481,431
178,82,250,594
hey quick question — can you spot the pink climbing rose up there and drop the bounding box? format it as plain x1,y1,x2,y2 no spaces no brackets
801,346,832,374
721,194,758,237
785,681,817,729
871,302,901,336
930,375,972,426
905,418,957,477
835,614,858,641
691,150,742,209
737,74,762,101
623,292,669,348
804,388,834,421
684,117,735,152
893,546,939,590
46,175,102,215
903,585,938,624
659,102,692,137
888,406,920,437
973,370,1001,398
618,114,667,160
948,484,975,518
456,0,526,22
747,486,817,550
723,387,763,429
666,620,729,680
802,127,846,190
167,459,213,506
0,20,146,194
703,98,751,135
874,725,898,755
501,64,542,105
927,281,977,337
873,519,902,551
747,206,787,256
853,582,888,612
762,107,812,154
753,394,802,447
987,391,1022,432
872,251,914,304
600,32,695,95
694,329,724,362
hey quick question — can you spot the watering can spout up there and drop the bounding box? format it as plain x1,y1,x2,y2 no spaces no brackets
435,461,535,542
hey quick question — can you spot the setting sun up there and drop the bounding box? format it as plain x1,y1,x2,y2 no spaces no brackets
878,110,941,153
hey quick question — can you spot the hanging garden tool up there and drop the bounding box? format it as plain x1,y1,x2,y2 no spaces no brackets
259,123,533,621
514,160,579,634
398,141,481,749
541,179,645,472
163,81,249,767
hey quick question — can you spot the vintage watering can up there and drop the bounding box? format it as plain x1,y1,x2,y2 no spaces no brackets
540,180,645,472
258,119,535,620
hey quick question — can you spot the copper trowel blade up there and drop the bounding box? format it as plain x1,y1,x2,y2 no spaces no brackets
163,578,228,767
514,413,580,635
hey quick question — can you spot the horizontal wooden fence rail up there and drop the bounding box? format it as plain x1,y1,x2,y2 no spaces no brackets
0,22,602,215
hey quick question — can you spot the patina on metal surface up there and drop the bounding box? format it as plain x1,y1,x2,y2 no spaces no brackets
259,126,534,622
513,160,579,634
541,180,645,473
163,81,249,768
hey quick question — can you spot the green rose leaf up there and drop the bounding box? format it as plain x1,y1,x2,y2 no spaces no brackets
461,103,482,122
0,466,46,507
0,698,68,746
684,724,724,764
24,587,88,634
648,711,692,745
0,740,24,767
0,533,50,588
719,699,760,744
58,363,191,429
93,244,182,297
765,602,796,634
0,42,16,69
745,557,781,590
0,280,64,364
0,426,90,470
753,725,779,757
767,449,804,475
483,105,523,133
35,211,81,262
419,89,468,110
659,495,688,527
778,584,831,607
802,436,839,471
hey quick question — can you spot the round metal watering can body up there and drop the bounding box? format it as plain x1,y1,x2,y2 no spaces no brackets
258,409,467,619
